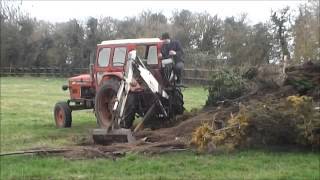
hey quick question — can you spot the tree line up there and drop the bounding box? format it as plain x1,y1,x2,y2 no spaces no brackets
1,1,319,69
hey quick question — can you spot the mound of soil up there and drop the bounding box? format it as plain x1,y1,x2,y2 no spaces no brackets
284,61,320,99
47,103,245,159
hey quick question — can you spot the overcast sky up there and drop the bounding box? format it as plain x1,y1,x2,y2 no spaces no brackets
20,0,306,24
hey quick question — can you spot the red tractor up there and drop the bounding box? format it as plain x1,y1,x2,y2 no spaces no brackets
54,38,184,139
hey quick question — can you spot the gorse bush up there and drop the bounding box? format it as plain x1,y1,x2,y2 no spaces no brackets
191,122,214,152
192,96,320,152
206,68,247,106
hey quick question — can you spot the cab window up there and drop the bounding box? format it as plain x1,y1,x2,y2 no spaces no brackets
113,47,127,66
147,46,158,65
97,48,111,67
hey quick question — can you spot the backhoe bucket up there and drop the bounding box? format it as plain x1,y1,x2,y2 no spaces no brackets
92,128,135,145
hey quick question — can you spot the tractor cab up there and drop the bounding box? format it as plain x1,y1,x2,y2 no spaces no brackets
93,38,165,88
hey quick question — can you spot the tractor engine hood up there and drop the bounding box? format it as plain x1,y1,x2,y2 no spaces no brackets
62,74,92,91
69,74,91,82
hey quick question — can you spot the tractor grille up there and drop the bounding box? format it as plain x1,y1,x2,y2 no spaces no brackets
81,87,94,99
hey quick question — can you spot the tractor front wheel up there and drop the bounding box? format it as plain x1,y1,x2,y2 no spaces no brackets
54,101,72,128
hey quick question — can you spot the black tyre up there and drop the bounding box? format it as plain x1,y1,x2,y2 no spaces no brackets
95,79,120,129
144,88,184,130
173,87,184,115
54,101,72,128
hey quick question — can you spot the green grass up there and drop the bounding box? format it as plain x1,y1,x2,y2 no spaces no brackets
1,150,319,180
183,85,208,111
1,77,319,180
0,77,95,152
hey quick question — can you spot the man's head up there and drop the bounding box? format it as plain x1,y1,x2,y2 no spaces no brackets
161,32,171,44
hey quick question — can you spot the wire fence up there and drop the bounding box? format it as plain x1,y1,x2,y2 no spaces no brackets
0,67,214,85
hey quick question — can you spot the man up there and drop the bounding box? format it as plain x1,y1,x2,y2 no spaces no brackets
160,32,184,84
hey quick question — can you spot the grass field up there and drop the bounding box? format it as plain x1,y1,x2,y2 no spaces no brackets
1,77,319,180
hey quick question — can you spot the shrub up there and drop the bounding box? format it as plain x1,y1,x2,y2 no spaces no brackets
205,68,247,106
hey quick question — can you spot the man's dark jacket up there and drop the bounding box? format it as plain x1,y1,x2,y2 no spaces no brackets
161,40,184,63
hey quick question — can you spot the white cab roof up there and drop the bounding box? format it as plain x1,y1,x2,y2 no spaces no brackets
99,38,162,45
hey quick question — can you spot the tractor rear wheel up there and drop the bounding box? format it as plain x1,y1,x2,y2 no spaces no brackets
173,87,184,115
54,101,72,128
143,88,184,130
95,79,120,129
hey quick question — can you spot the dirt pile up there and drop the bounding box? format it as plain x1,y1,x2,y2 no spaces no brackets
284,61,320,99
190,96,320,153
49,106,238,158
189,61,320,152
